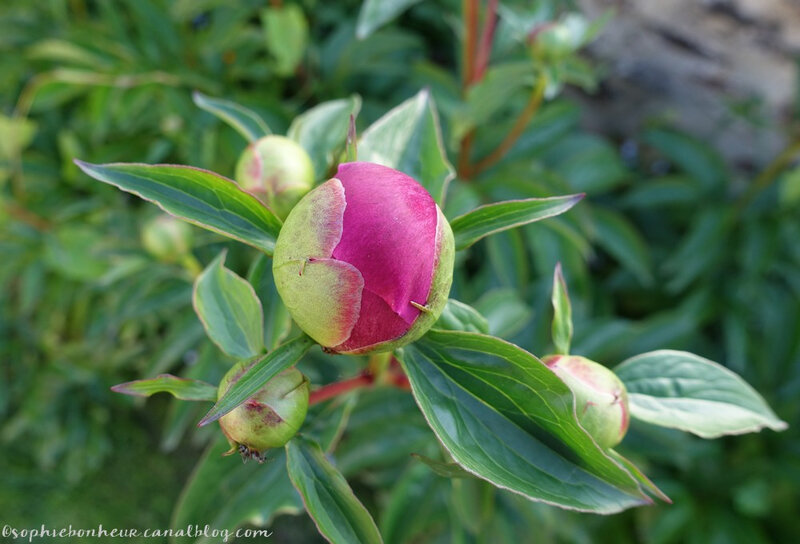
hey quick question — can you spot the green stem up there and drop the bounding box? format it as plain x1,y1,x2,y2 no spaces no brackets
471,75,547,177
738,139,800,210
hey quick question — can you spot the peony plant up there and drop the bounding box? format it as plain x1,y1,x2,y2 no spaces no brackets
76,88,786,544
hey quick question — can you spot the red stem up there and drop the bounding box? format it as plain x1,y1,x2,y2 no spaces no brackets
309,374,373,405
473,0,498,83
462,0,479,88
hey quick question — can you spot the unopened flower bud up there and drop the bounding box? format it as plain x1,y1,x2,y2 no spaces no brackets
218,364,309,457
273,162,455,354
543,355,629,448
235,135,315,219
141,214,193,262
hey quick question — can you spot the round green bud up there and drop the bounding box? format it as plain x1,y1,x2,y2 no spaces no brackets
217,363,309,457
141,215,193,262
543,355,630,448
235,135,315,220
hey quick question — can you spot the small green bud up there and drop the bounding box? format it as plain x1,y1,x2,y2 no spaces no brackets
217,363,309,459
235,135,315,220
543,355,629,448
141,215,193,262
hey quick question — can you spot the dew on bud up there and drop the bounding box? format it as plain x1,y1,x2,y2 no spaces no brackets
272,162,455,354
217,363,309,456
543,354,630,448
235,135,315,220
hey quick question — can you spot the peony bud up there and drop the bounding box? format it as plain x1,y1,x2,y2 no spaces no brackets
235,135,315,220
218,363,309,459
272,162,455,354
543,355,629,448
141,214,193,262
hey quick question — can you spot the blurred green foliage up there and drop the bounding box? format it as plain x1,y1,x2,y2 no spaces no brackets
1,0,797,542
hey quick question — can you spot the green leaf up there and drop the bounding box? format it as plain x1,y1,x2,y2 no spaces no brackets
359,89,454,206
472,289,532,338
551,262,572,355
411,453,475,479
335,387,435,476
591,207,653,287
43,225,110,281
459,62,536,137
247,254,292,352
0,113,37,159
643,127,727,191
450,194,584,250
192,91,271,143
171,435,302,544
286,436,383,544
287,96,362,178
614,350,788,438
193,251,264,359
198,335,314,426
379,463,449,544
356,0,422,39
545,134,629,194
262,4,308,77
434,299,489,334
397,330,653,513
74,161,282,255
111,374,217,402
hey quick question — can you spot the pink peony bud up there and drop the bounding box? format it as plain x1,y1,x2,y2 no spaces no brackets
218,364,309,459
235,135,315,220
272,162,455,354
543,355,630,448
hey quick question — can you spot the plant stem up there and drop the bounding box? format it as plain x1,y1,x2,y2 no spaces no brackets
461,0,479,88
471,75,547,177
2,201,51,231
738,139,800,210
308,374,373,406
473,0,498,83
308,361,411,405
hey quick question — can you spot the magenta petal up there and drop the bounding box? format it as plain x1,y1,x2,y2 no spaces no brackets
333,288,410,353
332,162,438,325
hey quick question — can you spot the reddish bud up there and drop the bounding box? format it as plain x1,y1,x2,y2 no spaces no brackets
272,162,455,354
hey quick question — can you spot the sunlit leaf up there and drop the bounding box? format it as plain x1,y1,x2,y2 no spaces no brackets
615,350,788,438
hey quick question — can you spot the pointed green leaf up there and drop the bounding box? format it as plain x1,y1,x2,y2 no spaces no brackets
287,96,362,178
198,334,314,426
551,263,573,355
192,91,271,143
262,5,308,77
248,254,292,352
591,207,653,286
397,330,654,513
171,436,302,543
286,436,383,544
111,374,217,402
359,89,454,205
450,194,584,250
193,251,264,359
434,299,489,334
356,0,422,39
615,350,788,438
75,161,282,255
